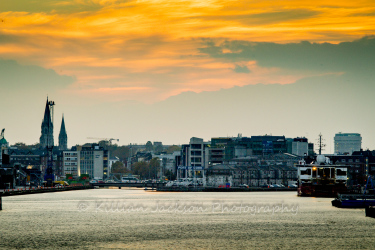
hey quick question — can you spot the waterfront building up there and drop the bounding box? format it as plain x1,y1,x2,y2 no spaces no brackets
326,150,375,186
62,144,109,179
205,162,298,187
39,98,54,148
181,137,210,168
80,144,109,179
205,147,225,166
63,149,79,178
286,137,309,156
334,133,362,155
153,151,181,175
215,135,287,161
250,135,287,155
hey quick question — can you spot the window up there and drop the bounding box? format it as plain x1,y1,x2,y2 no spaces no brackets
300,169,311,175
337,169,347,176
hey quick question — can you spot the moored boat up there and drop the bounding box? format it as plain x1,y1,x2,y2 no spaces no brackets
297,155,348,197
332,194,375,208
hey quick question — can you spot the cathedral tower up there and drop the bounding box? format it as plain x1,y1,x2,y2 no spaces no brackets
40,98,54,148
58,114,68,150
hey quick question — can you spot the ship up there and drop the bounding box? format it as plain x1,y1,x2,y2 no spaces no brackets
296,155,348,197
331,176,375,208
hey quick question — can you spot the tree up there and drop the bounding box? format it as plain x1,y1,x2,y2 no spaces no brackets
149,157,161,178
145,141,153,152
11,142,41,150
132,162,149,179
111,161,130,174
111,146,131,161
154,144,164,154
166,145,181,154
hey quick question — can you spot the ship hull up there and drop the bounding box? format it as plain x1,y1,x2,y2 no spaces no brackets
298,183,347,197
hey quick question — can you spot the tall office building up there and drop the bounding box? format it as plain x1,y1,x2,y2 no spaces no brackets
334,133,362,155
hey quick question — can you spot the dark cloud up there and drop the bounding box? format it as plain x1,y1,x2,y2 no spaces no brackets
198,36,375,73
0,59,75,91
233,64,251,73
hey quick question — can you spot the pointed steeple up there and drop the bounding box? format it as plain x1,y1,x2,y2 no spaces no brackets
40,97,54,148
42,97,52,125
59,114,68,150
60,114,66,135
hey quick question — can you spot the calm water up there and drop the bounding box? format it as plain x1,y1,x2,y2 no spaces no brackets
0,188,374,249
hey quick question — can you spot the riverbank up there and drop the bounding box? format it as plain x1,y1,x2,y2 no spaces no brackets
156,186,298,192
0,185,93,197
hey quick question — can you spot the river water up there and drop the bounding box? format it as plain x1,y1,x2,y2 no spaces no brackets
0,188,374,249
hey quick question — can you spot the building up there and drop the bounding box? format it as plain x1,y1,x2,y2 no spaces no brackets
0,128,9,165
63,149,79,177
205,147,225,166
58,114,68,151
40,98,54,148
250,135,287,155
62,144,109,179
153,151,181,175
334,133,362,155
80,144,109,180
8,147,43,170
216,135,287,161
181,137,209,168
286,137,309,156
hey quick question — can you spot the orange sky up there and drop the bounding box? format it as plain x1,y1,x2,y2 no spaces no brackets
1,0,375,103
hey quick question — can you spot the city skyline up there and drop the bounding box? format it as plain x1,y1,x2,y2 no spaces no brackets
1,1,375,151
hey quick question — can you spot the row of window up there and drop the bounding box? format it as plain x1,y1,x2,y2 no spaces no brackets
64,152,78,156
64,167,77,171
64,157,77,161
341,159,361,163
64,162,78,166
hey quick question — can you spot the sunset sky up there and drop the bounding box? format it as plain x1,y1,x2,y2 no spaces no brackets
1,1,375,151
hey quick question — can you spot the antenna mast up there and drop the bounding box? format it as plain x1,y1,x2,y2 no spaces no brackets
317,133,326,155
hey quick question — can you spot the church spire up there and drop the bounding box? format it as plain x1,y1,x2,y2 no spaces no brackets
43,97,51,125
40,97,54,148
58,114,68,150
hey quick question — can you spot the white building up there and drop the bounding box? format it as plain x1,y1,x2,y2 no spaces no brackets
334,133,362,155
63,151,79,177
182,137,209,168
292,140,308,156
63,144,109,179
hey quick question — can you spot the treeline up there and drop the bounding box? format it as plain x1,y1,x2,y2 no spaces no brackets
111,158,176,180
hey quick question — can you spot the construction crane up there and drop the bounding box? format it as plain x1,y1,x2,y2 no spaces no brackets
87,137,119,148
